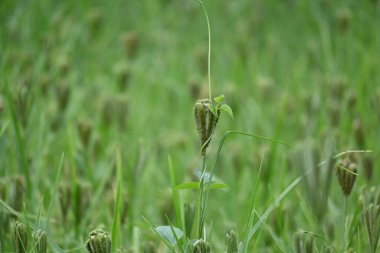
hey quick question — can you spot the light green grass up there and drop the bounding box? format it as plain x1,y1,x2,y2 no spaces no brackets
0,0,379,252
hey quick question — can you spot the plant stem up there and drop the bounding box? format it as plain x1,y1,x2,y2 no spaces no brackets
198,0,212,101
197,155,207,239
342,196,348,250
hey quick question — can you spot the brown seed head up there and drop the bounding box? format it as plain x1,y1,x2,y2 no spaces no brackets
86,229,112,253
335,156,357,197
226,230,238,253
32,229,47,253
363,203,380,253
193,99,220,156
14,221,28,253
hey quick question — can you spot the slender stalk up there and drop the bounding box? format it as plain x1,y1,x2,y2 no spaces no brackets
342,196,348,250
198,0,212,101
196,155,207,239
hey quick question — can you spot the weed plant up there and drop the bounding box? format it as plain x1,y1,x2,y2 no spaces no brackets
0,0,379,252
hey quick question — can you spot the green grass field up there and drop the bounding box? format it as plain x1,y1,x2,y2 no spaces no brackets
1,0,379,252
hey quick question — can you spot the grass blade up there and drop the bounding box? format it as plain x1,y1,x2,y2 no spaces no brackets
168,155,183,230
46,153,65,230
247,176,302,241
112,149,122,253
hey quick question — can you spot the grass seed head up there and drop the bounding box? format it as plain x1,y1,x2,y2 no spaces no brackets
192,239,210,253
87,8,104,34
226,230,238,253
32,229,47,253
56,81,71,112
58,183,71,223
141,241,155,253
86,229,112,253
335,156,358,197
321,246,333,253
0,179,7,200
193,99,220,156
363,203,380,252
353,118,365,148
113,61,131,91
14,221,28,253
10,176,25,214
362,156,373,182
120,32,139,58
77,119,92,148
73,181,91,227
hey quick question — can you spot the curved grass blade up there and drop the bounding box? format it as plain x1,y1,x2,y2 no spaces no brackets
247,176,302,240
111,149,122,253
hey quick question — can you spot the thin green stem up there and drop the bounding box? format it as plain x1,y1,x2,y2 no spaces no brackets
198,0,212,100
197,155,207,239
342,196,348,250
242,157,263,253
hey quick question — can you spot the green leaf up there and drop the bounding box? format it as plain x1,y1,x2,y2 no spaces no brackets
175,182,229,191
220,104,234,119
207,104,218,117
175,182,200,190
155,226,184,246
213,94,225,104
206,183,230,191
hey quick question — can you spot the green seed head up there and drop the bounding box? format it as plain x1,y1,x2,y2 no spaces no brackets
11,176,25,214
73,181,91,227
226,230,238,253
193,99,220,156
294,233,314,253
141,241,155,253
14,221,28,253
0,178,7,200
192,239,210,253
86,229,112,253
77,119,92,148
120,32,139,58
304,236,314,253
58,183,71,223
363,203,380,252
335,157,357,197
33,229,47,253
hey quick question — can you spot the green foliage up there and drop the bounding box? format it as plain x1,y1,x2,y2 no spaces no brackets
0,0,379,252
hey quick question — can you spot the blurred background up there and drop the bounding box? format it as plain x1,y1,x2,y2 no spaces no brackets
0,0,379,252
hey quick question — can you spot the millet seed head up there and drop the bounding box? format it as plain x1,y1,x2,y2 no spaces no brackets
192,239,210,253
335,156,358,197
226,230,238,253
14,221,28,253
363,203,380,252
32,229,47,253
86,229,112,253
193,99,220,156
